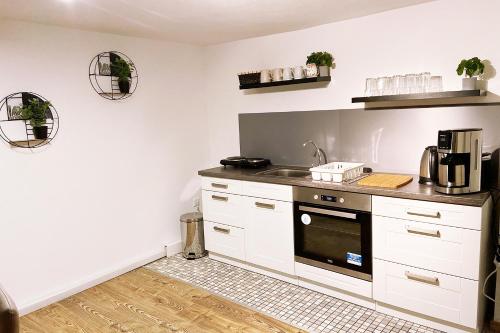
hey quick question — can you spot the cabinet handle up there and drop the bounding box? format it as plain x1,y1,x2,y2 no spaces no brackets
255,202,275,210
406,209,441,219
213,226,230,234
405,271,439,286
406,226,441,238
211,183,228,189
212,195,228,202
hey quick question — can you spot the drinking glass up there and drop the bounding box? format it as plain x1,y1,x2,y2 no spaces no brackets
397,75,408,94
415,74,424,93
365,78,378,96
429,76,443,92
377,77,389,95
421,72,431,92
406,74,418,94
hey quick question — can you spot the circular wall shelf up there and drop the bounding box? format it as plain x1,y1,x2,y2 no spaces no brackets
0,92,59,149
89,51,138,100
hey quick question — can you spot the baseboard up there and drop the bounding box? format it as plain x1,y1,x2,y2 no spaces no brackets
209,253,299,285
18,248,166,316
165,240,182,257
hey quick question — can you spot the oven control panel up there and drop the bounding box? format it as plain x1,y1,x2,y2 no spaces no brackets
313,194,343,203
294,186,371,212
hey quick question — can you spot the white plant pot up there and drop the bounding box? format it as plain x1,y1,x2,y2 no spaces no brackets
319,66,330,77
462,77,477,90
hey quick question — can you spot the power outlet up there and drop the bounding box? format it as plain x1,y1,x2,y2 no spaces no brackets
192,198,200,210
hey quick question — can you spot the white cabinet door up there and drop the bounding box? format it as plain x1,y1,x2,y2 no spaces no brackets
373,215,481,280
373,259,478,328
245,196,295,275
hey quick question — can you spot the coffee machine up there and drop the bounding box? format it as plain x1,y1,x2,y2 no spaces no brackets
434,128,483,195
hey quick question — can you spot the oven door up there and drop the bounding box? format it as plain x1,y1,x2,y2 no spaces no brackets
294,203,372,281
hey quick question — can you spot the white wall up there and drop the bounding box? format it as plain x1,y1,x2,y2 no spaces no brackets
0,20,210,313
204,0,500,170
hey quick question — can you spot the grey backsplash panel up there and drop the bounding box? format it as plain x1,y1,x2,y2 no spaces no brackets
239,105,500,174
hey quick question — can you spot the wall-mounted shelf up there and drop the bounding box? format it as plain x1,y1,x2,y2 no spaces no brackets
9,139,47,148
239,76,330,90
352,90,486,103
89,51,138,100
0,92,59,149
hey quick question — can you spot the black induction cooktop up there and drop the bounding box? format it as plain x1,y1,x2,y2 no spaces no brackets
220,156,271,168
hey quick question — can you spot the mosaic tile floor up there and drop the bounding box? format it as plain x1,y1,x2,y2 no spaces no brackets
145,255,443,333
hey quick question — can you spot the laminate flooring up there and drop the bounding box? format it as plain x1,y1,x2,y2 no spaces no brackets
20,268,306,333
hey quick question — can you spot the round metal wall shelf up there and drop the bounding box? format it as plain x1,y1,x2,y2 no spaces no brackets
89,51,138,100
0,92,59,149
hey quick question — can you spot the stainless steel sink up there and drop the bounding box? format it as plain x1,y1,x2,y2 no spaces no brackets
258,168,311,178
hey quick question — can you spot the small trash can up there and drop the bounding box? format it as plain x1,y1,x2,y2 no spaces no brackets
180,212,207,260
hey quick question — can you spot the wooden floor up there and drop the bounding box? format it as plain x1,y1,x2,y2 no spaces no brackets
20,268,307,333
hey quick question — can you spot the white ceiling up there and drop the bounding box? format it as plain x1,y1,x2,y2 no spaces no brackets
0,0,435,45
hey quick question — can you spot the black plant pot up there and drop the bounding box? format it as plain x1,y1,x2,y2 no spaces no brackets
118,80,131,93
33,126,48,140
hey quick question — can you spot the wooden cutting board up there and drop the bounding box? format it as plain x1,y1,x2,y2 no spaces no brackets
357,174,413,189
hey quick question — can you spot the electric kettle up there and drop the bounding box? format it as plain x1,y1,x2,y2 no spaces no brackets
419,146,438,185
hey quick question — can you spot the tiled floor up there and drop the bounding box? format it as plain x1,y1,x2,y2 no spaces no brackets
145,255,443,333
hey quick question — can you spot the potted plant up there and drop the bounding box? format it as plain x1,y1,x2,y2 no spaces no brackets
20,98,51,140
111,58,135,93
456,57,484,90
306,52,335,77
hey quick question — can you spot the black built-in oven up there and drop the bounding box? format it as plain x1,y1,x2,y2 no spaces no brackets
293,187,372,281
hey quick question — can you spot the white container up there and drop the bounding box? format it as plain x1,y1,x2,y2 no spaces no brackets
310,162,364,183
462,77,477,90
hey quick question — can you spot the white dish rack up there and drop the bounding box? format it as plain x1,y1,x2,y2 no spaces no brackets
310,162,365,182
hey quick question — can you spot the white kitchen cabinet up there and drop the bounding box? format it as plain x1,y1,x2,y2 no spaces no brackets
201,177,243,195
372,195,483,230
242,181,293,202
372,195,492,333
373,259,478,329
373,215,481,280
201,177,295,276
244,196,295,275
204,221,245,261
202,190,245,228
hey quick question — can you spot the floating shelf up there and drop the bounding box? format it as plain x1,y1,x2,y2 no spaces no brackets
352,90,486,103
239,76,331,90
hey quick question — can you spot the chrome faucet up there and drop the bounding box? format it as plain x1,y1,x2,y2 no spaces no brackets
303,140,326,167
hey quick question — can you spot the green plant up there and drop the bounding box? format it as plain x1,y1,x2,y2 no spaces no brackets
456,57,485,78
20,98,51,127
306,51,335,68
111,58,135,83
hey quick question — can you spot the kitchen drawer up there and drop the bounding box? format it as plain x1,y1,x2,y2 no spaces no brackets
373,216,480,280
296,262,372,299
204,221,245,261
202,190,245,228
373,259,478,328
372,196,482,230
242,181,293,202
201,177,242,194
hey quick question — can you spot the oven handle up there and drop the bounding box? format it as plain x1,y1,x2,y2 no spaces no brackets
298,206,357,220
